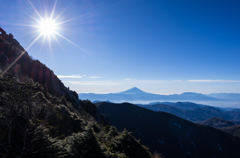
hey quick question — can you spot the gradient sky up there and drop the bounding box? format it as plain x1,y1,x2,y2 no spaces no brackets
0,0,240,94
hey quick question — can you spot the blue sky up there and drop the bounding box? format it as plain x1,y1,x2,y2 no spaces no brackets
0,0,240,94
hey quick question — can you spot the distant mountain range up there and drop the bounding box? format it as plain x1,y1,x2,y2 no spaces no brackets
197,117,236,128
137,102,240,122
143,101,207,110
96,102,240,158
79,87,240,103
220,124,240,138
197,117,240,138
206,93,240,101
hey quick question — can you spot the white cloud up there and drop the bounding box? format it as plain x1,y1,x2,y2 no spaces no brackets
188,80,240,83
89,76,103,79
65,81,120,86
57,75,83,79
134,80,184,83
124,78,136,81
125,79,240,83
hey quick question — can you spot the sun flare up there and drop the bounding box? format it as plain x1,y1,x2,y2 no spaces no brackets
38,19,57,36
26,0,84,51
0,0,88,76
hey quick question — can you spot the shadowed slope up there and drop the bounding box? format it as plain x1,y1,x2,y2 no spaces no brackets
97,102,240,158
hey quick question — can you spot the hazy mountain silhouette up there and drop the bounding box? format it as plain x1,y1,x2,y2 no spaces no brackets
206,93,240,101
225,109,240,122
79,87,220,102
145,101,207,110
138,102,240,122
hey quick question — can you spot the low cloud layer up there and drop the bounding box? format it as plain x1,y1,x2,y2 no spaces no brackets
188,80,240,83
89,76,103,79
65,81,120,86
57,75,83,79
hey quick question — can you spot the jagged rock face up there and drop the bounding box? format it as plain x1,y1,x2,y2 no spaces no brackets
0,27,110,120
0,28,107,124
0,73,151,158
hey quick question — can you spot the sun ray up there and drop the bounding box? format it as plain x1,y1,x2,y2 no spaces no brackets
1,33,43,76
48,35,53,56
53,3,72,22
50,0,58,20
54,31,89,54
52,35,63,49
55,10,96,26
17,30,42,40
23,12,42,24
4,23,39,28
55,1,122,26
28,0,44,21
38,34,47,57
52,34,71,59
52,34,65,51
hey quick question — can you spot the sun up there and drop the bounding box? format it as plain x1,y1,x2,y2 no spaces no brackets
38,19,57,36
0,0,88,76
23,0,86,51
26,0,84,51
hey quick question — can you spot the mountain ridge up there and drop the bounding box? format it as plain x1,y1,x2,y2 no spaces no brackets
137,101,240,122
97,102,240,158
197,117,236,128
79,87,227,102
